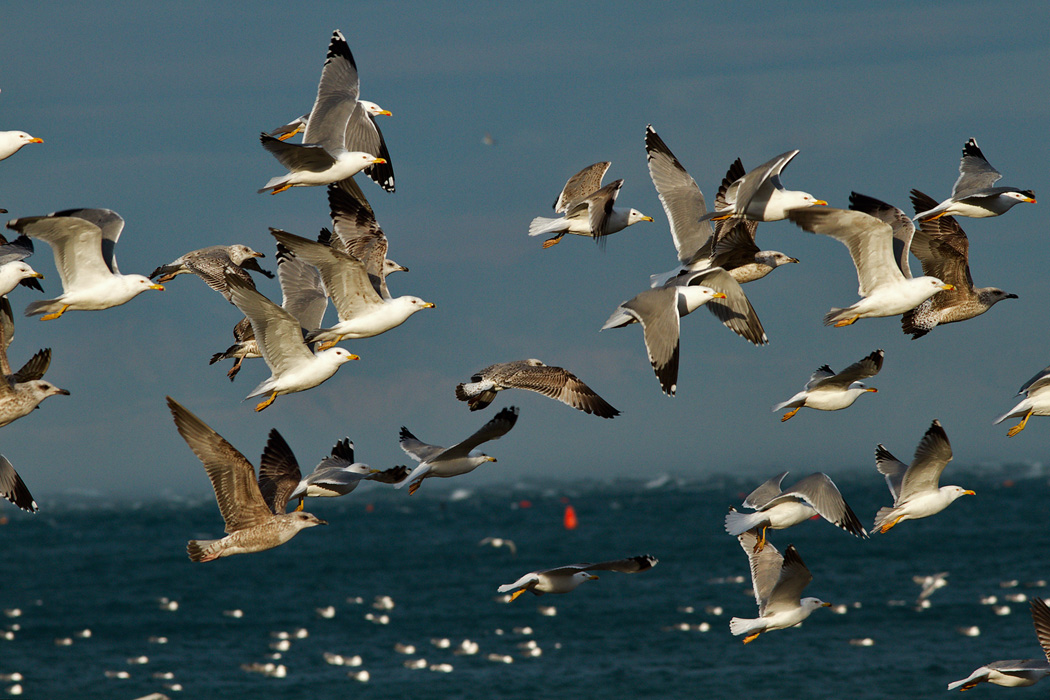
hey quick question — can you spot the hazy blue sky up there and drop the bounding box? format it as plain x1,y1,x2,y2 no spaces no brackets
2,2,1049,500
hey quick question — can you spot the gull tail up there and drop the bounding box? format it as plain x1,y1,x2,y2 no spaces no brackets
24,299,63,317
822,306,854,326
187,539,220,562
724,508,766,536
528,216,568,237
258,175,290,194
729,616,761,637
872,506,898,533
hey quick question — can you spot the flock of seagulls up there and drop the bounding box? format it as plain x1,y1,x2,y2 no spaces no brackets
0,25,1044,695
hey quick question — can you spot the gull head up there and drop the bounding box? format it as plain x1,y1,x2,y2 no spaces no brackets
944,485,976,502
228,245,265,265
28,380,70,399
801,597,832,612
129,275,165,293
627,210,654,226
359,100,392,117
756,250,800,268
848,381,878,395
1004,189,1036,205
290,511,327,530
327,348,360,365
979,288,1018,306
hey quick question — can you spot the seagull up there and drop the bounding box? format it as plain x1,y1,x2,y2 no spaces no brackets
914,572,949,602
267,34,395,193
166,397,327,562
149,245,273,301
603,264,767,396
209,242,329,380
873,419,974,534
498,555,657,601
729,531,830,643
643,126,799,287
0,131,43,162
257,430,408,511
0,346,68,428
948,598,1050,691
787,207,954,326
395,406,519,495
6,209,164,320
0,233,44,294
725,472,868,551
0,454,37,513
270,228,433,350
528,162,652,248
900,190,1017,338
225,273,358,411
699,149,826,222
994,365,1050,437
323,179,409,299
455,359,619,417
258,30,386,194
773,349,884,421
479,537,517,556
914,138,1035,222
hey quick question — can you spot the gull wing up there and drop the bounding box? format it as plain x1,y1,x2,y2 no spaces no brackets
803,365,836,391
225,274,315,378
1018,366,1050,396
494,361,619,418
398,426,445,464
166,397,273,533
581,179,624,242
11,347,51,383
436,406,519,460
302,30,360,155
683,267,767,345
644,125,712,263
553,161,610,213
8,213,112,289
780,473,868,538
709,221,761,272
257,428,303,514
737,530,785,614
620,286,680,396
815,349,884,390
898,420,953,502
706,150,799,220
764,544,814,615
952,138,1003,198
848,192,914,279
875,444,908,502
343,104,394,191
742,471,788,510
275,243,328,332
0,454,37,513
260,134,337,173
1031,597,1050,662
327,180,393,296
788,208,903,297
581,554,658,573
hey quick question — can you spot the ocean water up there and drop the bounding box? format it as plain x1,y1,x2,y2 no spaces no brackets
1,469,1048,699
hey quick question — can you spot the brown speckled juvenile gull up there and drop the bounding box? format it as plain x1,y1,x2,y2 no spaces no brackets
455,359,619,417
149,245,273,301
900,190,1017,339
914,138,1036,222
0,345,67,428
948,598,1050,691
166,397,327,562
498,554,657,601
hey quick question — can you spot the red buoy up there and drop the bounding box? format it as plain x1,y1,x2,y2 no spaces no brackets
563,505,578,530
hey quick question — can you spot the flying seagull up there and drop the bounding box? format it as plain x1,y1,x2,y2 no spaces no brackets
455,359,619,417
699,149,826,222
773,349,883,421
498,555,657,601
994,365,1050,437
166,397,327,562
948,597,1050,691
149,245,273,301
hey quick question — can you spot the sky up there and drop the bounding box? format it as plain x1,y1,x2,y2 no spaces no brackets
1,1,1049,500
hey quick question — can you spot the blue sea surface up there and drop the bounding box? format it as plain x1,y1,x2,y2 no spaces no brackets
1,469,1048,699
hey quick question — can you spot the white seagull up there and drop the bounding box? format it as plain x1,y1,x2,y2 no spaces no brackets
269,228,433,350
167,397,327,562
729,531,830,643
528,162,652,247
948,598,1050,691
914,138,1035,222
7,209,164,320
0,131,43,162
498,555,657,601
787,207,954,326
994,365,1050,437
725,472,868,551
873,419,974,534
699,149,826,222
396,407,519,495
225,273,358,411
258,30,386,194
773,349,883,421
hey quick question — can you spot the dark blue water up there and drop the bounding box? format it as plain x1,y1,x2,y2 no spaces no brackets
1,470,1047,698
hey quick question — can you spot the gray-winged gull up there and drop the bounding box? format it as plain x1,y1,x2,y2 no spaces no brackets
225,273,358,411
0,131,42,162
994,365,1050,437
729,531,830,643
773,349,883,421
258,31,386,194
149,245,273,301
0,454,37,513
529,162,652,248
6,209,164,319
257,430,408,511
914,138,1035,222
455,359,619,418
948,598,1050,690
725,472,868,550
787,207,954,326
873,419,974,534
498,555,657,601
270,228,432,350
166,397,327,561
900,190,1017,338
699,149,826,222
644,126,799,287
395,406,519,495
0,233,43,294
